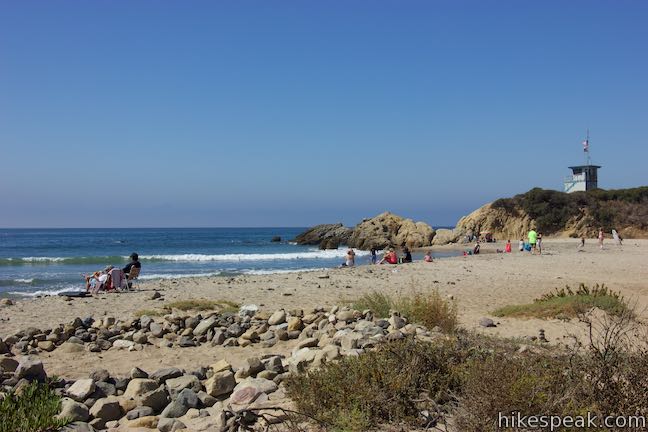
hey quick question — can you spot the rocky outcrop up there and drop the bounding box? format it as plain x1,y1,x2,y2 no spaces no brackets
454,203,535,243
430,228,460,245
347,212,435,250
293,223,353,249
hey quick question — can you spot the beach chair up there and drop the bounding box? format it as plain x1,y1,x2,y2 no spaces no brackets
125,266,140,290
108,268,128,291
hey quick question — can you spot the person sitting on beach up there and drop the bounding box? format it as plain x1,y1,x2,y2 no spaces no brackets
342,248,356,267
83,265,113,292
123,252,141,277
505,239,512,253
473,243,480,255
424,251,434,262
379,248,398,264
400,247,412,263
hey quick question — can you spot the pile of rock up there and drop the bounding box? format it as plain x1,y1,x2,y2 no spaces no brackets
0,306,444,431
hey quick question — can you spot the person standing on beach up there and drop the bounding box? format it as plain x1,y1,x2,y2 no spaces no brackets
598,228,604,250
518,238,524,252
370,247,377,264
528,228,538,254
579,236,585,249
505,240,512,253
537,233,543,255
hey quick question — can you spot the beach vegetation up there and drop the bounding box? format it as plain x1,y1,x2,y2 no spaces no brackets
133,309,165,317
351,289,458,332
492,283,629,319
491,186,648,234
288,312,648,432
163,298,240,313
0,380,69,432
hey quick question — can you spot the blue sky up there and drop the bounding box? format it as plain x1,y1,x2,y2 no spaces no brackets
1,1,647,228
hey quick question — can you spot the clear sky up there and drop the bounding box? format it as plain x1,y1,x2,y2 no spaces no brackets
1,1,647,228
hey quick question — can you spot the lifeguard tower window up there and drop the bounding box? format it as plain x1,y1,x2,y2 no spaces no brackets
564,165,601,193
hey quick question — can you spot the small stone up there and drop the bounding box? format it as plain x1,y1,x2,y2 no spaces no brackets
89,369,110,383
15,357,46,381
158,417,186,432
130,367,149,379
479,317,496,328
124,378,159,399
57,397,90,422
178,336,195,347
296,337,319,349
165,375,201,398
37,341,55,352
150,367,182,383
88,397,122,424
160,388,197,418
268,310,286,326
128,415,158,429
286,317,303,332
126,405,154,420
204,371,236,397
138,387,169,412
209,359,231,373
238,304,258,318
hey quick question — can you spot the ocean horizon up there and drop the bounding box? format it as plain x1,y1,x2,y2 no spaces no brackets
0,227,455,298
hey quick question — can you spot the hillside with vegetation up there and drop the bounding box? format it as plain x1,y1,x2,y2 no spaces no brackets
453,186,648,240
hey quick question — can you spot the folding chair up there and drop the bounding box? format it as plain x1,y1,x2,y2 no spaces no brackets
125,266,140,290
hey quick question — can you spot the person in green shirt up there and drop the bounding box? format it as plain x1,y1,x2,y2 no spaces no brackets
528,228,538,254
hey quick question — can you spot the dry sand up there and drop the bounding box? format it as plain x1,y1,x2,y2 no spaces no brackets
2,238,647,379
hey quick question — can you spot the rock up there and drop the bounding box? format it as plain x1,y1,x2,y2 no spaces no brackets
124,378,159,399
89,369,110,383
150,367,182,383
335,310,355,322
196,390,217,407
133,331,148,344
431,228,459,245
57,397,90,422
287,317,303,332
58,421,98,432
270,236,282,242
112,339,135,349
150,290,162,300
233,377,278,395
294,223,353,246
138,387,169,412
296,337,319,349
388,313,406,330
0,356,19,372
158,417,186,432
150,322,166,338
236,357,264,379
37,341,55,352
177,336,196,347
0,298,15,306
193,316,218,336
226,323,244,338
479,317,496,328
95,381,116,396
130,367,149,379
126,405,154,420
67,379,96,401
263,356,284,374
204,371,236,397
347,212,435,250
128,415,159,428
230,386,262,406
268,310,286,325
15,357,46,381
88,397,122,424
239,304,258,318
209,359,231,373
165,375,201,398
160,388,197,418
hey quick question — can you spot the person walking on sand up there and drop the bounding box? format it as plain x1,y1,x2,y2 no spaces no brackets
528,228,538,254
579,236,585,250
598,228,604,250
536,233,543,255
370,247,377,264
505,240,512,253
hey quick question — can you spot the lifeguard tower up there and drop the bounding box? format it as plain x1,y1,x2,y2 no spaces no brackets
563,131,601,193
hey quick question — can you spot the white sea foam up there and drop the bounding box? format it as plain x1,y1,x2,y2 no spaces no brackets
8,287,81,297
140,249,370,262
241,268,324,275
138,272,222,280
14,278,35,284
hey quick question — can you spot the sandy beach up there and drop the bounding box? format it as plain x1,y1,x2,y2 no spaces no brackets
2,238,647,380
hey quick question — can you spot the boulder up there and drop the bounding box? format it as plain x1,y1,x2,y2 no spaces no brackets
0,356,19,372
67,379,96,401
268,309,286,325
88,397,122,424
165,375,201,398
294,223,353,246
158,417,186,432
57,397,90,422
204,371,236,397
160,388,197,418
126,405,154,420
150,367,182,383
233,378,278,395
193,317,218,336
124,378,159,399
138,387,169,412
15,357,46,381
348,212,435,250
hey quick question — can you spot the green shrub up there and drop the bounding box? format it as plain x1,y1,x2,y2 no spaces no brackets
493,284,629,319
0,381,69,432
352,290,458,333
164,299,239,313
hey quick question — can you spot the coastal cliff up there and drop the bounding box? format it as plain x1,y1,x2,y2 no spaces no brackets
453,187,648,241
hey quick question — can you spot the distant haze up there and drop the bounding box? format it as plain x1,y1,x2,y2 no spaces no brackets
1,2,647,228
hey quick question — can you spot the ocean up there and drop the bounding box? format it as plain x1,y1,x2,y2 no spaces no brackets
0,228,457,298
